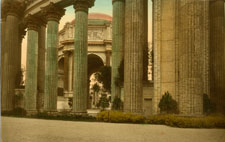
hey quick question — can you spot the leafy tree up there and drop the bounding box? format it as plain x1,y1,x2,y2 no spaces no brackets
95,66,111,93
112,96,123,110
158,91,178,114
92,83,100,93
97,94,110,110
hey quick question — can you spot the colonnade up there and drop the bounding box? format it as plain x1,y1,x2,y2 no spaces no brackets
2,0,224,115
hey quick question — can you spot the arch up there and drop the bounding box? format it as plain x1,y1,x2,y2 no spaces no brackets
88,53,104,77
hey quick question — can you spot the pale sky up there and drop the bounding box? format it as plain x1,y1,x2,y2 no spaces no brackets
21,0,152,68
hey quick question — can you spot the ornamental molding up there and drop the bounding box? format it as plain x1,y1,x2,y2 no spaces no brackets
112,0,125,4
73,0,95,13
25,14,43,31
41,2,65,22
2,0,26,19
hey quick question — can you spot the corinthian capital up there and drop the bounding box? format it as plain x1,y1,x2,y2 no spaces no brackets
2,0,25,18
41,2,65,23
73,0,95,13
112,0,125,4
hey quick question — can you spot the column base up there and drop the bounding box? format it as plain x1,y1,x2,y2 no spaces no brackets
70,111,87,116
26,110,38,116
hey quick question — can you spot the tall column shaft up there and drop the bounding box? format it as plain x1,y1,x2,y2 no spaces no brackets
64,52,69,91
1,18,6,110
73,0,95,113
209,0,225,114
124,0,144,113
2,13,19,111
73,10,88,112
68,53,73,92
178,0,208,115
25,22,39,112
44,20,59,111
37,25,46,111
143,0,149,82
43,3,65,111
111,0,125,101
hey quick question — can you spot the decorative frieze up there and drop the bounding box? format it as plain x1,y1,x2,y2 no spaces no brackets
73,0,95,13
41,2,65,23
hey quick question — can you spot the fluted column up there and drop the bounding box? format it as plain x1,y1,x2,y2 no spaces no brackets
1,1,24,111
111,0,125,101
73,0,95,113
64,51,69,92
143,0,149,82
37,24,46,111
124,0,145,113
178,0,208,115
42,3,65,112
1,16,6,110
24,15,39,113
209,0,225,114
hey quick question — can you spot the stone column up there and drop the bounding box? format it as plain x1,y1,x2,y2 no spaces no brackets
73,0,95,113
124,0,145,113
178,0,207,115
37,24,46,111
68,52,73,92
1,1,23,111
42,3,65,112
1,16,6,108
105,50,111,66
111,0,125,101
209,0,225,114
143,0,149,82
24,15,39,113
64,51,69,92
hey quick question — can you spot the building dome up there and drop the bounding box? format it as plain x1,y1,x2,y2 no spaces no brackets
71,13,112,24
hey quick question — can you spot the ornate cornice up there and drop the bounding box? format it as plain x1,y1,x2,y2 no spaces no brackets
2,0,25,18
112,0,125,4
73,0,95,13
41,2,65,23
18,22,27,41
25,14,41,31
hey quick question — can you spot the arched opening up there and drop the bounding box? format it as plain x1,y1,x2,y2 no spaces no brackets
87,54,105,109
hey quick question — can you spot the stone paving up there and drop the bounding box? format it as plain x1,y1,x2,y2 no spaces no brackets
1,116,225,142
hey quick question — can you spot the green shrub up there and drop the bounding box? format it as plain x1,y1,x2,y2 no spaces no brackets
158,91,178,114
147,115,225,128
112,96,123,110
97,94,110,110
1,107,26,116
203,94,214,114
96,111,145,123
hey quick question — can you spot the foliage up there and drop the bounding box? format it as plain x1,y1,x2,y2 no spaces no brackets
15,68,24,88
68,98,73,108
95,66,111,92
97,94,110,110
147,114,225,128
112,96,123,110
36,112,96,122
1,107,26,116
96,111,145,123
158,92,178,114
203,94,214,115
92,83,100,93
115,60,124,87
